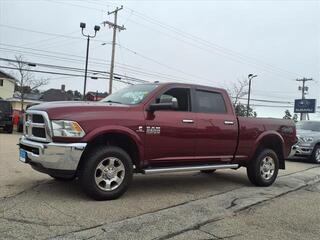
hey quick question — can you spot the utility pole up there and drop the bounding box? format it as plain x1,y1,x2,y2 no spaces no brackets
103,6,125,94
296,77,313,120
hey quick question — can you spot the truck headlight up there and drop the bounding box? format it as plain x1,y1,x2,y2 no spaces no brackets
52,120,85,138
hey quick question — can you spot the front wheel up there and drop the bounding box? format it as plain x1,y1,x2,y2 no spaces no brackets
311,145,320,164
79,146,133,200
247,149,279,187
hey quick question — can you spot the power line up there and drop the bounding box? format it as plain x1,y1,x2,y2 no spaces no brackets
117,44,214,84
45,0,107,12
0,24,106,43
126,9,302,79
0,57,302,107
237,97,293,104
0,57,148,84
0,43,214,83
0,65,134,85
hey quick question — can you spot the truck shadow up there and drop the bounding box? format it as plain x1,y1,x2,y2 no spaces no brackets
37,170,250,200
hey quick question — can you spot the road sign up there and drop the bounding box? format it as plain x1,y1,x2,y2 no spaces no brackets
294,99,316,113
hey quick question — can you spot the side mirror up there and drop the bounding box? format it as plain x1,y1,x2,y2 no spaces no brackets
148,97,178,112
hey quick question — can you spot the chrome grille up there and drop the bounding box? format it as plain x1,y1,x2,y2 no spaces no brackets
24,110,52,142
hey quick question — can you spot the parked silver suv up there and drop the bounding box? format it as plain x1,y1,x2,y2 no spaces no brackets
292,120,320,163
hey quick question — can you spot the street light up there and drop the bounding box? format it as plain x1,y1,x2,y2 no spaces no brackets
247,73,258,117
80,22,100,100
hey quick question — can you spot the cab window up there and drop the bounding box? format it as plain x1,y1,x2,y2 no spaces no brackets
195,90,227,114
156,88,191,112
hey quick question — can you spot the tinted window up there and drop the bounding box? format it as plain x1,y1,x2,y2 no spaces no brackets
196,90,227,113
156,88,190,112
0,79,3,86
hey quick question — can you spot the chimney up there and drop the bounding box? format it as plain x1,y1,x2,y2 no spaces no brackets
61,84,65,92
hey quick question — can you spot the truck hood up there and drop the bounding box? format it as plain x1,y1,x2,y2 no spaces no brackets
29,101,130,119
296,129,320,138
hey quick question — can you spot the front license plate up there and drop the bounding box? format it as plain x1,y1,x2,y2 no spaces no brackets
19,149,27,163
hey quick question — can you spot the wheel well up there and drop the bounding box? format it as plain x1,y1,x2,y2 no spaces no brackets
77,133,140,173
257,136,285,169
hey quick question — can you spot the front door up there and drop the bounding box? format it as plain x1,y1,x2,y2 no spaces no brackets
144,87,197,164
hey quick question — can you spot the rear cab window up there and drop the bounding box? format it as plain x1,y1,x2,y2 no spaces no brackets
195,90,227,114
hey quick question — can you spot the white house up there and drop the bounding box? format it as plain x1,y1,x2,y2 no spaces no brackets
0,70,16,100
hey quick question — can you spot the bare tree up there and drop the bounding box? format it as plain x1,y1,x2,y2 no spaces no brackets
227,78,249,106
9,55,48,111
226,78,257,117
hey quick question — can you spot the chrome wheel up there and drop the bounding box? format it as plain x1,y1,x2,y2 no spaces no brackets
260,156,275,181
315,148,320,163
94,157,125,191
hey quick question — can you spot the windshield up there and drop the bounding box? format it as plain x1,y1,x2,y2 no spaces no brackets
101,84,159,105
296,121,320,132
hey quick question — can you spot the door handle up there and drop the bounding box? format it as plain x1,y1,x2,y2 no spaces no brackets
224,120,235,125
182,119,194,123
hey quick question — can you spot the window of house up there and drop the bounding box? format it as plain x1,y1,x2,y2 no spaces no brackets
196,90,227,114
156,88,191,112
0,79,3,87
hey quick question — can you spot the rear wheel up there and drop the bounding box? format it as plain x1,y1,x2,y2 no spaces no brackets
311,145,320,164
200,169,216,174
247,149,279,186
79,146,133,200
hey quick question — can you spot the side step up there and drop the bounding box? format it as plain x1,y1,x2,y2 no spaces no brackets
142,164,239,174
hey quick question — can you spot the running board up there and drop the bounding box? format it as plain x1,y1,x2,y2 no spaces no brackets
142,164,239,174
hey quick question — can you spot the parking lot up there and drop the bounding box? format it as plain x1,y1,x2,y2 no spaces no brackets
1,133,320,240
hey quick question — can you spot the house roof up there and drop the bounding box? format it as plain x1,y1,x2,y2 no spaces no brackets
41,88,73,101
86,91,108,98
0,70,17,84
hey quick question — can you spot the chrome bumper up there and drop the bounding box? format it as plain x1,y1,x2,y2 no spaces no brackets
290,144,313,157
19,136,87,171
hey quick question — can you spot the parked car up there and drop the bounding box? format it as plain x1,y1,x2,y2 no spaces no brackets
291,120,320,163
0,100,13,133
19,83,296,200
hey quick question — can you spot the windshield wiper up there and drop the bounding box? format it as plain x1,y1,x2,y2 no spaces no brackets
105,100,123,104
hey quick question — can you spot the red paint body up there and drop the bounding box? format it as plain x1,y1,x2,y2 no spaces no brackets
31,83,296,170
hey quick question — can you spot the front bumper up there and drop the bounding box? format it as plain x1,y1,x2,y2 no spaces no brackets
19,136,87,172
290,144,313,157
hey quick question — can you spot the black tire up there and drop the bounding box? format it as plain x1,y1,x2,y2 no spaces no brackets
310,145,320,164
50,175,75,181
200,169,216,174
247,148,279,187
79,146,133,200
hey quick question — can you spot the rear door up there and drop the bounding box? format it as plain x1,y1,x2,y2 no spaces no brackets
194,88,238,162
144,87,197,164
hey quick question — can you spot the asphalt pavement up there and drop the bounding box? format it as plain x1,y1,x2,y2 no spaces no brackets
0,133,319,240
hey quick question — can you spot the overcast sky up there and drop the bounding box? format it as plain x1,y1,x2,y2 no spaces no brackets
0,0,319,118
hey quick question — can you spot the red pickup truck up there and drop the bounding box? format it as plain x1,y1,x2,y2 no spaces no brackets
19,83,296,200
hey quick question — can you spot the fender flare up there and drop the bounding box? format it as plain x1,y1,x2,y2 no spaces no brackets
250,130,285,161
82,125,144,162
